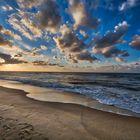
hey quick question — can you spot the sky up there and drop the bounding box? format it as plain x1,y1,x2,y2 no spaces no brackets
0,0,140,72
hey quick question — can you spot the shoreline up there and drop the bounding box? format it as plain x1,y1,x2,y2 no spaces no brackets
0,79,139,117
0,86,140,139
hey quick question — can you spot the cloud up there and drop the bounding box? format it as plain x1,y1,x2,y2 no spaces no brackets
69,0,100,29
31,45,48,56
17,0,61,33
79,30,89,40
40,45,48,50
17,0,43,9
0,36,12,47
9,0,62,43
0,57,5,64
119,0,138,11
129,35,140,50
102,46,127,58
32,60,48,66
121,51,130,57
8,11,42,40
2,0,135,67
0,33,13,49
93,46,127,58
0,52,27,64
0,25,22,50
93,61,140,73
92,21,129,59
16,0,99,35
93,21,128,49
54,25,97,63
0,25,22,41
54,25,86,53
75,51,97,63
37,0,61,32
115,57,125,63
14,53,23,58
2,5,13,11
32,60,63,67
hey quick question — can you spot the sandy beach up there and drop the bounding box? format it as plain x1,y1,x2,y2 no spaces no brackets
0,86,140,140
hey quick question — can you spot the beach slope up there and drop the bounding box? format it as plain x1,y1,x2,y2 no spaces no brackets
0,86,140,140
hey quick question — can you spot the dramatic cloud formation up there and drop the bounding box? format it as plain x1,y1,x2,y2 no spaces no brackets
0,0,139,72
129,35,140,50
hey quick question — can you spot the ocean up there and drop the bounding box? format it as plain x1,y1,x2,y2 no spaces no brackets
0,72,140,115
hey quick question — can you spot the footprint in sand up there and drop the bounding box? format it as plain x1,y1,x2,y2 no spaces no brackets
0,116,49,140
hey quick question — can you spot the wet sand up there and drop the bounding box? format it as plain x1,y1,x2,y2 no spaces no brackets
0,86,140,140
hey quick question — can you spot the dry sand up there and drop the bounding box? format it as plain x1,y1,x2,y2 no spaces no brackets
0,86,140,140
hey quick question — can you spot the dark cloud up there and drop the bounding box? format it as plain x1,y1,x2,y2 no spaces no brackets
0,25,3,31
0,24,21,47
69,0,100,29
17,0,61,33
92,21,129,60
54,25,96,63
31,48,41,56
37,0,61,32
75,51,97,63
54,25,97,63
17,0,43,9
32,60,48,66
54,25,86,53
4,0,134,67
121,51,129,57
14,53,23,58
102,46,127,58
0,52,27,64
94,21,128,49
32,60,64,67
8,11,42,40
129,35,140,50
0,36,12,47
